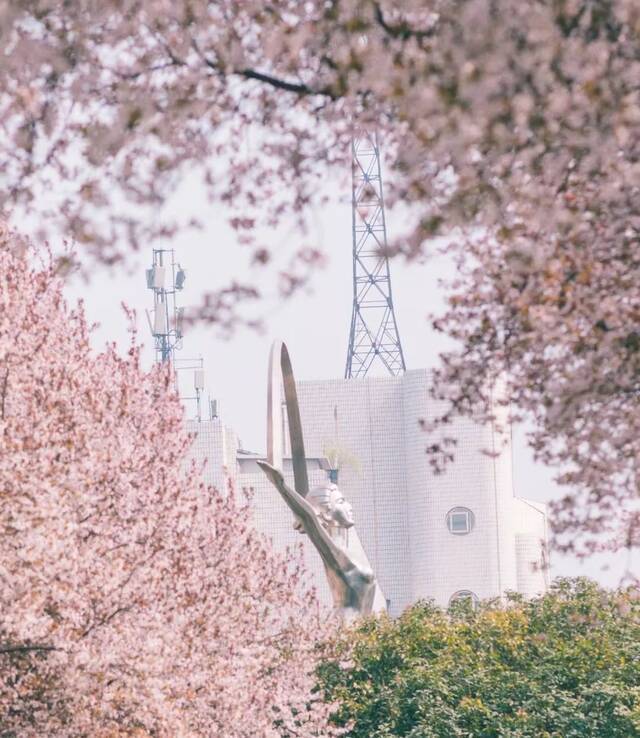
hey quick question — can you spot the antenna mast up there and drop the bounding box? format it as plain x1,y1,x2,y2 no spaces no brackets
345,130,406,378
146,248,185,364
145,252,216,422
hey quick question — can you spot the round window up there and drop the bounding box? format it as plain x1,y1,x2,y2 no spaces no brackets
449,590,479,609
446,507,475,535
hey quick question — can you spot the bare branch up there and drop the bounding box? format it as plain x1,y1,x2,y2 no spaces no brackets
0,644,57,655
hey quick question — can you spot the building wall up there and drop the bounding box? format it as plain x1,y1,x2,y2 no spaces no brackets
400,371,508,607
290,376,413,614
513,498,549,597
187,369,548,616
186,418,237,493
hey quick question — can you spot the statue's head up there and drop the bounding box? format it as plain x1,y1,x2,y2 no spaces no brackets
307,483,355,529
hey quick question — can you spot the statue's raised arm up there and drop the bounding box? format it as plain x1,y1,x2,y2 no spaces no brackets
257,460,356,580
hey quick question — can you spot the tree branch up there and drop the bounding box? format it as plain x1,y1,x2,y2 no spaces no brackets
373,2,436,41
237,67,335,99
191,35,337,100
81,605,132,639
0,368,8,420
0,644,57,655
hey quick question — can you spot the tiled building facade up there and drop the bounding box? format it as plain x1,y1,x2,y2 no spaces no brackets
188,369,548,616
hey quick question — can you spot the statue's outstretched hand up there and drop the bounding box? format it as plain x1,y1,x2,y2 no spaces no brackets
257,460,308,533
257,460,284,489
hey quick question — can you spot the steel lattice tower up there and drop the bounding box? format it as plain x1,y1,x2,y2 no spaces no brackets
345,131,406,378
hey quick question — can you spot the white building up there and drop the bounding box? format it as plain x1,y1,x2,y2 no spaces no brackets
188,369,548,616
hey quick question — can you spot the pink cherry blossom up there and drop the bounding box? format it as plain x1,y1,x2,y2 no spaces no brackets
0,222,339,736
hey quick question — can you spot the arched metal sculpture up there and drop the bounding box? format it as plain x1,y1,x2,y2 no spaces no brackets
258,340,378,622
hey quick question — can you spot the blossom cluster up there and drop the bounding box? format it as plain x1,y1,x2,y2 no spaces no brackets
0,223,337,736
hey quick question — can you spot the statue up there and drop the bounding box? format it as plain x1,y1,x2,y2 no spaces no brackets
257,340,379,622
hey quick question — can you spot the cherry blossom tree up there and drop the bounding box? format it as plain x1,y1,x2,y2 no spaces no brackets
2,3,640,557
0,221,338,736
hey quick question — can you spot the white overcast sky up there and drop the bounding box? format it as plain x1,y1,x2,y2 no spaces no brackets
63,170,636,588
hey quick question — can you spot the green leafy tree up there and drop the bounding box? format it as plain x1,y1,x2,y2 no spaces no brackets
318,579,640,738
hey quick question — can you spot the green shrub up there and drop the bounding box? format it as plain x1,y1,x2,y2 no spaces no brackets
318,578,640,737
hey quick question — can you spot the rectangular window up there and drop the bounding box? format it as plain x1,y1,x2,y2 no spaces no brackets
450,512,469,533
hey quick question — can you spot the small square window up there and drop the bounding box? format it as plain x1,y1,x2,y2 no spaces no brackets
446,507,475,535
450,512,469,533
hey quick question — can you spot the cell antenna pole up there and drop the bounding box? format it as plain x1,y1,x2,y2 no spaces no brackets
145,248,186,365
345,130,406,379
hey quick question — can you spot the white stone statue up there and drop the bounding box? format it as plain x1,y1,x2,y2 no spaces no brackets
258,340,381,622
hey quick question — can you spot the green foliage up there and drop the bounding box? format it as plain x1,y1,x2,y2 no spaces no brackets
318,579,640,737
